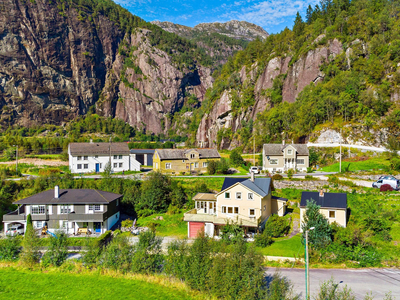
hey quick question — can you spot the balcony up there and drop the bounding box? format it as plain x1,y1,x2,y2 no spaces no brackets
49,213,105,222
183,209,261,227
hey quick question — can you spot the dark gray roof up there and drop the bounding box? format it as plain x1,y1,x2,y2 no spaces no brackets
155,148,220,160
69,143,130,156
272,196,289,202
130,149,155,154
14,189,122,205
300,191,347,209
263,144,309,156
221,177,272,197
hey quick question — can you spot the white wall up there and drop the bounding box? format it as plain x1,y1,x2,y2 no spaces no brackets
69,154,132,174
106,211,120,230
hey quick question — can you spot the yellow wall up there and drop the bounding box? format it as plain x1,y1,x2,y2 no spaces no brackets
300,207,347,231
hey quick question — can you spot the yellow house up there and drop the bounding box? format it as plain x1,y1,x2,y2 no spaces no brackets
153,148,220,174
184,175,288,238
300,191,347,231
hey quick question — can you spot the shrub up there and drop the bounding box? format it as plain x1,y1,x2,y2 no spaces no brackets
307,167,313,173
264,215,290,238
207,160,217,175
121,219,133,228
305,175,314,180
38,168,61,176
272,174,283,180
287,169,294,179
229,148,245,167
20,217,40,267
131,230,163,274
98,230,113,248
0,236,21,261
255,232,273,247
41,231,69,267
380,184,393,192
100,236,133,272
81,237,101,267
390,157,400,171
220,220,244,244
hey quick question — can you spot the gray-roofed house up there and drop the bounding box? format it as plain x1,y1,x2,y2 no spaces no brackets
153,148,221,174
68,142,140,173
184,173,288,238
3,186,122,235
300,190,347,230
262,141,309,172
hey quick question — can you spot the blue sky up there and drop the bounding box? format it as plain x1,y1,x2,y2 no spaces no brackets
113,0,319,34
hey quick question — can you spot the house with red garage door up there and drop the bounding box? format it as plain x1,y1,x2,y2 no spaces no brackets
184,173,288,238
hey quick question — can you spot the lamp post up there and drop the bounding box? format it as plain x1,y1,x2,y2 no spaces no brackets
13,145,18,174
305,226,315,300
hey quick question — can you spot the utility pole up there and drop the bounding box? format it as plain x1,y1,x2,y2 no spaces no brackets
13,145,18,174
305,227,315,300
109,137,112,166
253,135,255,167
339,128,342,173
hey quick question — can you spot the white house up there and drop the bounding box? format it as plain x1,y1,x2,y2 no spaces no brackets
262,142,309,173
68,142,141,174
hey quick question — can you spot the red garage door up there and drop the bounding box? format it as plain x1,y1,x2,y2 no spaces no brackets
189,222,204,238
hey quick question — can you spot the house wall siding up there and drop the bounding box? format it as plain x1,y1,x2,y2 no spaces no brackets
300,207,346,231
153,153,219,174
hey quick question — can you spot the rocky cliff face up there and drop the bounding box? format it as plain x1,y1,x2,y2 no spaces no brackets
196,39,344,149
0,0,213,134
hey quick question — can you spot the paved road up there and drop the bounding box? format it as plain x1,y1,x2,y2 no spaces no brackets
266,267,400,299
307,142,394,153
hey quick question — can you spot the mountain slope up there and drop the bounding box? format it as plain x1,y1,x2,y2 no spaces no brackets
190,0,400,150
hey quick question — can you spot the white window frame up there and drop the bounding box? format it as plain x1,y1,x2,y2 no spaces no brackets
114,155,117,159
287,149,292,155
296,159,305,165
270,159,278,165
236,192,242,200
35,221,43,229
222,206,226,213
248,193,254,200
113,163,118,168
84,156,88,160
119,163,123,168
329,210,336,218
77,164,82,169
89,204,102,212
84,164,88,169
31,205,46,215
119,155,122,159
249,209,256,217
59,204,72,214
203,162,208,167
194,162,199,168
77,156,82,161
165,163,171,169
222,206,239,215
190,153,195,159
225,192,230,199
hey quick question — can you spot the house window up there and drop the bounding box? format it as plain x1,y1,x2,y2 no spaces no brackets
119,163,123,168
222,206,226,213
270,159,278,165
35,221,43,228
228,207,233,214
194,162,198,168
165,163,171,169
89,204,101,211
60,205,72,214
248,193,253,200
203,162,208,167
287,149,292,155
201,202,204,208
31,205,45,215
234,207,239,214
100,163,102,168
84,156,88,160
77,156,82,160
77,164,82,169
62,221,68,229
114,155,117,159
119,155,122,159
197,202,200,209
190,154,195,159
236,192,242,200
224,206,239,214
329,211,336,218
249,209,255,217
296,159,305,165
225,192,230,199
113,163,117,168
84,164,88,169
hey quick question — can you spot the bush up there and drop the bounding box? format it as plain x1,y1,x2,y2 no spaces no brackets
287,169,294,179
131,230,163,274
100,236,133,272
305,175,315,180
229,148,245,167
307,167,313,173
41,231,69,267
220,220,244,244
255,232,273,247
390,157,400,171
272,174,283,180
0,236,21,261
98,230,113,248
264,215,290,238
216,158,229,174
207,160,217,175
380,184,393,192
121,219,134,228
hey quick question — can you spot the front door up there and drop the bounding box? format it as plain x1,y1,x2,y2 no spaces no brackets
94,222,101,233
95,163,100,173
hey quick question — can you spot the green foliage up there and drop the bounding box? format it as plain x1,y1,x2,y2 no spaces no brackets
41,231,69,267
229,148,245,167
100,236,133,272
254,232,273,248
206,160,217,175
0,236,21,261
301,200,332,249
121,219,133,228
131,230,163,274
272,174,283,181
20,217,40,267
315,277,356,300
220,219,244,244
216,158,229,174
266,272,300,300
287,169,294,179
264,214,290,238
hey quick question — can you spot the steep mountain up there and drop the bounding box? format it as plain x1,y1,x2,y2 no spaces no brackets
0,0,217,133
151,20,268,65
189,0,400,150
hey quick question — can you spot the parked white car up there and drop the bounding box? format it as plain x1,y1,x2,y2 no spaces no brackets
6,224,24,236
372,177,400,190
250,166,260,174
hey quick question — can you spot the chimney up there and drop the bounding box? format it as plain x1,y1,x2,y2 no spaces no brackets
282,140,285,145
319,189,324,198
251,171,255,182
55,185,59,199
90,139,93,143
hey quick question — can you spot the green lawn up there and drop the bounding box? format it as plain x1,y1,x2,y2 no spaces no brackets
0,268,198,300
256,234,305,258
320,157,391,172
137,212,187,238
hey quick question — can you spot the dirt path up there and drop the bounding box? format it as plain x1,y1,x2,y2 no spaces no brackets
0,158,68,167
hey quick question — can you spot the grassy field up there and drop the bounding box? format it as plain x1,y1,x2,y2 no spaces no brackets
136,212,187,238
320,157,391,172
174,177,225,193
256,234,305,258
0,267,204,300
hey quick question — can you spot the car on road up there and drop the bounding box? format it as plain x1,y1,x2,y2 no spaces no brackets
250,166,260,174
6,224,24,236
372,177,400,190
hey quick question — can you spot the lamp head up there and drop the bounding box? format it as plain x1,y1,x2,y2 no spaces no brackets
310,227,315,230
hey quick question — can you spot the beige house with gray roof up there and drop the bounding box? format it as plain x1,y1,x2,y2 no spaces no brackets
262,142,309,172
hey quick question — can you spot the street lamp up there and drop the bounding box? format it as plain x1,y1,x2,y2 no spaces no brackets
305,226,315,300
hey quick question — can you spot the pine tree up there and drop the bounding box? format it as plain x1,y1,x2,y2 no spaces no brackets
20,214,40,267
293,12,305,36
